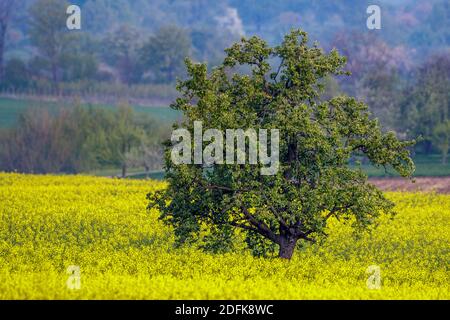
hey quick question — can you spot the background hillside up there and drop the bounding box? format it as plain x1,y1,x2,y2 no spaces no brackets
0,0,449,177
7,0,450,59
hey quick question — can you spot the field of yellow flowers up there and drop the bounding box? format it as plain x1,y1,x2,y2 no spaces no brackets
0,173,448,299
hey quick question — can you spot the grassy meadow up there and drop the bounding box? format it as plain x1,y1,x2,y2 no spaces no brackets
0,97,181,128
0,173,448,300
355,155,450,177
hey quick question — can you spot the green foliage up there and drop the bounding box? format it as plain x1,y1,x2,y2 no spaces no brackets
101,26,143,84
113,103,143,177
0,102,167,174
432,120,450,164
60,52,98,82
140,25,191,84
28,0,99,84
29,0,72,82
148,30,416,259
244,231,278,258
2,58,29,89
400,53,450,161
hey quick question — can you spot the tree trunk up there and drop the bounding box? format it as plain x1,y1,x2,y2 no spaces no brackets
278,236,297,260
121,164,127,178
145,164,149,179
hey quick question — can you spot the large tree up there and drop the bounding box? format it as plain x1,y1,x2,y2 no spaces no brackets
0,0,14,83
148,30,415,260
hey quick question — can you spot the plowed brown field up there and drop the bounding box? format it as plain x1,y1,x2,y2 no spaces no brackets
370,177,450,193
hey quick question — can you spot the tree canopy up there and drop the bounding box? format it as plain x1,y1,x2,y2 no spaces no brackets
148,29,416,259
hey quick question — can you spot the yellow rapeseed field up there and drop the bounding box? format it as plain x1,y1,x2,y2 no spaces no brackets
0,173,448,299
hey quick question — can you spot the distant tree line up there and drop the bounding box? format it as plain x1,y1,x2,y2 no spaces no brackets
0,0,238,97
0,103,169,176
326,33,450,163
328,32,450,164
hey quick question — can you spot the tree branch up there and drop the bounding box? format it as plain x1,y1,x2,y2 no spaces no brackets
241,207,280,244
261,193,289,229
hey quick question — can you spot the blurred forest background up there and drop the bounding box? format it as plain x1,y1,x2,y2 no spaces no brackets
0,0,449,177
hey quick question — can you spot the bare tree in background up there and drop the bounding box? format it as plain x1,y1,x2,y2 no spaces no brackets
0,0,14,82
